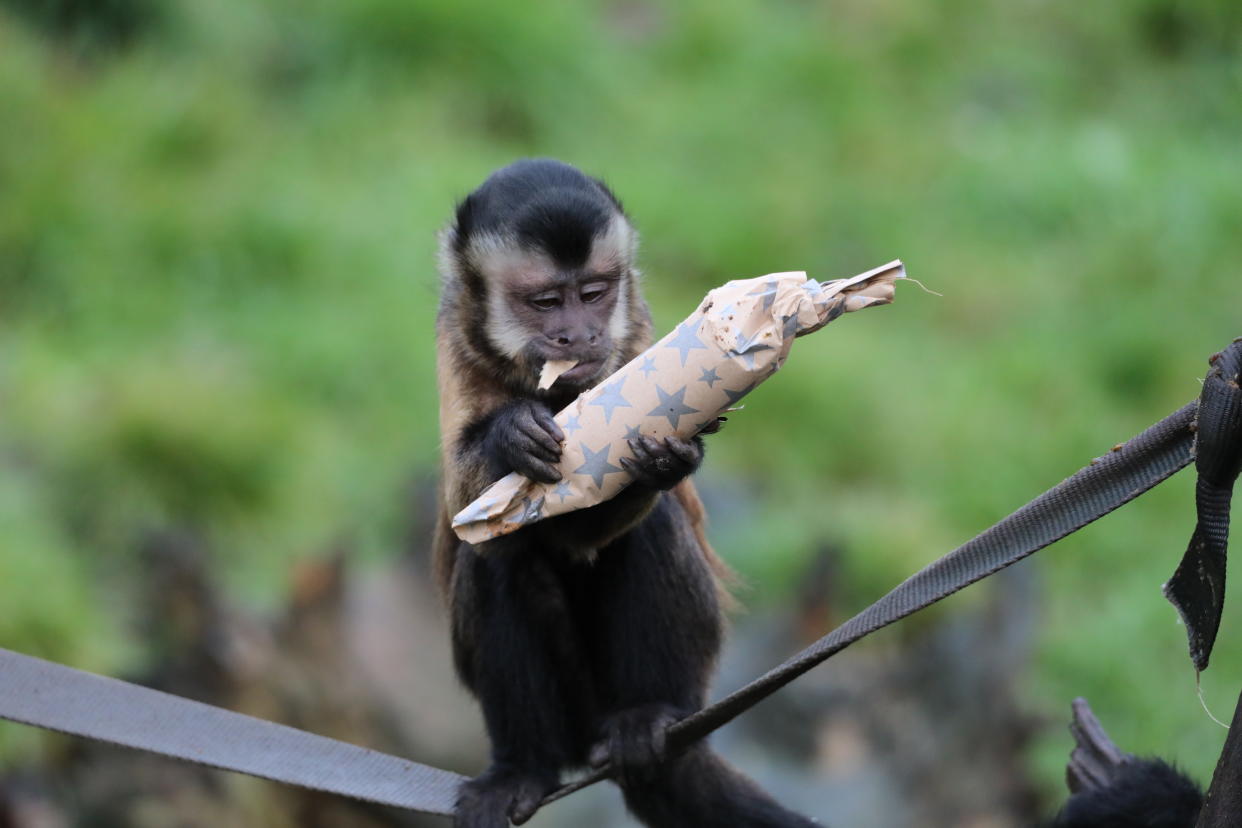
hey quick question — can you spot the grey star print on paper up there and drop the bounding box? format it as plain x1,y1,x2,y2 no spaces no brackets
564,414,582,435
551,482,573,502
624,424,643,441
456,495,497,523
574,442,625,488
647,385,701,429
782,313,800,339
665,320,708,366
519,496,545,523
748,279,779,310
698,366,721,388
721,383,755,407
588,377,632,424
638,356,657,378
732,329,774,369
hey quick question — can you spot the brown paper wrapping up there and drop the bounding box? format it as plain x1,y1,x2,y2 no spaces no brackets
452,260,905,543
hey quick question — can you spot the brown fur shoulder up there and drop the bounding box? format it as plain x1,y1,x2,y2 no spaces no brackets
433,309,513,600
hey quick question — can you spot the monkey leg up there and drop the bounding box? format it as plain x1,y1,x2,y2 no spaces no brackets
451,547,597,827
585,497,818,826
586,496,722,766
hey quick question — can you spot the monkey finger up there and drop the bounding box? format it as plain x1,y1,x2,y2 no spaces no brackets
533,462,563,484
664,436,701,466
627,438,654,464
527,435,564,464
698,417,725,435
619,457,655,487
588,740,610,769
638,435,664,458
530,405,565,443
508,785,546,826
524,447,561,468
648,708,678,760
512,432,561,464
519,457,562,484
649,718,668,761
516,420,563,456
619,721,653,770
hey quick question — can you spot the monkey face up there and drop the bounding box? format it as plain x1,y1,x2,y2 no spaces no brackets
439,159,647,396
510,270,619,387
470,221,635,392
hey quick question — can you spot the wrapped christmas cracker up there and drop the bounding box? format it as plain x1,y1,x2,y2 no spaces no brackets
452,259,906,543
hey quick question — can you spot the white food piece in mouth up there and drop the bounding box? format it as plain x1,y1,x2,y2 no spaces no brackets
538,359,579,390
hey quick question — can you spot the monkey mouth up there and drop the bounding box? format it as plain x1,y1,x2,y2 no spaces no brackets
552,359,605,386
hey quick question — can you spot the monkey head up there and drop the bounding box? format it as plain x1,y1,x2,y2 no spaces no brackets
438,159,651,398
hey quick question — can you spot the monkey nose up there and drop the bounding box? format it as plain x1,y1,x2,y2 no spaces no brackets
549,331,599,349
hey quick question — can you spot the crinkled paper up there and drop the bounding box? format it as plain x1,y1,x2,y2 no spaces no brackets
452,260,906,543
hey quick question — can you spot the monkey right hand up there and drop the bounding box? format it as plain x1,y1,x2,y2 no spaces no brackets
483,400,565,484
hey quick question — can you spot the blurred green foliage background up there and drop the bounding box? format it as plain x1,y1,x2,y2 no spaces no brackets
1,0,1240,805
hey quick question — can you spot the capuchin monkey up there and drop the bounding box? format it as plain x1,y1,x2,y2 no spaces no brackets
1047,698,1203,828
434,159,818,828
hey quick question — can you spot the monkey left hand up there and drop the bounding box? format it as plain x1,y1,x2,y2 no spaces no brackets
621,435,705,490
588,703,683,783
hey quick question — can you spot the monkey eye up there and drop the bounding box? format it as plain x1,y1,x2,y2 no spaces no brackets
581,283,608,303
530,295,561,310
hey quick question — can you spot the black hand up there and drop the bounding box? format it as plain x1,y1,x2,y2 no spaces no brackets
620,434,704,490
456,764,558,828
588,704,682,784
485,400,565,484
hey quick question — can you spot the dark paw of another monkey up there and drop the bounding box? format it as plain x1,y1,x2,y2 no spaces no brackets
455,765,558,828
621,434,704,490
589,704,682,783
487,400,565,484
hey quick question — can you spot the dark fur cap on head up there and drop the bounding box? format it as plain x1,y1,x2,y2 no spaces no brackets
451,158,626,270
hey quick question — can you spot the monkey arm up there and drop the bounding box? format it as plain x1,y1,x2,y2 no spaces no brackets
535,433,707,551
451,403,654,553
445,399,563,516
459,397,708,553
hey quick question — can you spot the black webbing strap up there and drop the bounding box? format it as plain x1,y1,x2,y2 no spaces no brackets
0,648,467,816
1164,340,1242,672
533,401,1199,814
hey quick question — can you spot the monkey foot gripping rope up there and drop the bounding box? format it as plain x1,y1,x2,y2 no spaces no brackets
1,339,1239,822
